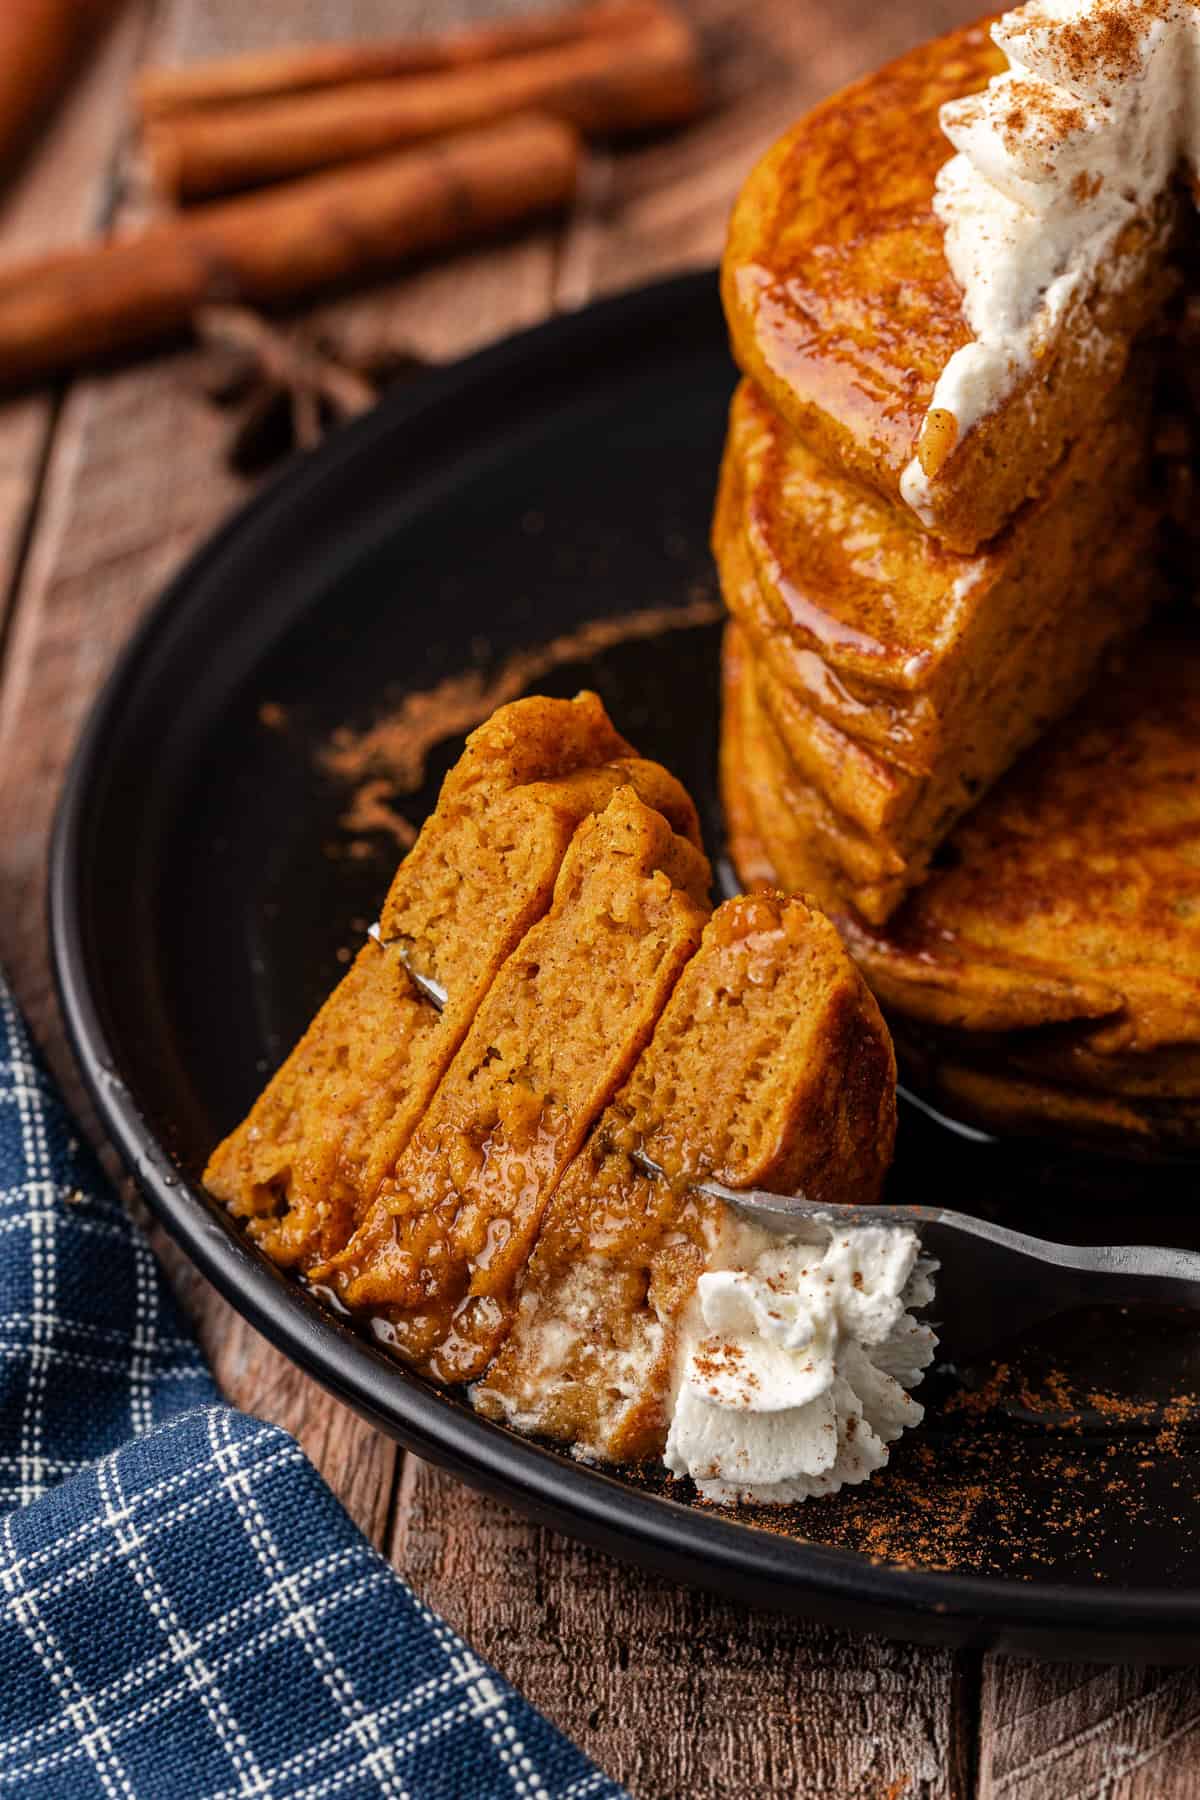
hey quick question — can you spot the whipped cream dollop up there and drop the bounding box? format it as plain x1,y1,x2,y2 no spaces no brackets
902,0,1200,520
663,1215,937,1505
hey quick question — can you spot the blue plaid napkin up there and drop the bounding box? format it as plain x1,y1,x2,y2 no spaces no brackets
0,980,625,1799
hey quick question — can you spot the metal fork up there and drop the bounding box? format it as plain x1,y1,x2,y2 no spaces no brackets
373,927,1200,1359
633,1153,1200,1360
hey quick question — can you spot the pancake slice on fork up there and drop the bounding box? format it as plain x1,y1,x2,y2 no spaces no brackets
474,891,896,1462
308,785,712,1381
204,692,701,1269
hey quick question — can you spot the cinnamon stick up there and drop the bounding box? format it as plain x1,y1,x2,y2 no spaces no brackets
143,4,703,203
136,0,665,118
0,0,120,179
0,113,580,387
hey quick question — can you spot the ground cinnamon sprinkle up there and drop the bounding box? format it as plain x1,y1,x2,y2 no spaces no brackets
1016,1366,1081,1427
1156,1393,1199,1455
998,80,1083,153
1087,1389,1156,1423
661,1307,1200,1578
337,776,416,850
320,592,721,799
941,1362,1010,1420
1005,1,1152,87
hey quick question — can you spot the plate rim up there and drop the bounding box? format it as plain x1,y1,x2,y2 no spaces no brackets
48,269,1200,1659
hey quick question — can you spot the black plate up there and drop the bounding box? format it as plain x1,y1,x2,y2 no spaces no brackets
51,273,1200,1661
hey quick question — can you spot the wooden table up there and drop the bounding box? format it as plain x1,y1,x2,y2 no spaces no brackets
0,3,1194,1795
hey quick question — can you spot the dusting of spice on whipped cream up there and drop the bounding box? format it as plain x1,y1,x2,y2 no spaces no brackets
664,1216,937,1505
903,0,1200,521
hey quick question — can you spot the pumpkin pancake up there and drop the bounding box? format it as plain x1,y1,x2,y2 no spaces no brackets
205,692,701,1269
474,892,896,1462
893,1052,1200,1158
723,616,1200,1153
713,377,1163,917
309,786,712,1382
720,619,858,916
729,375,1156,706
718,634,780,898
723,18,1184,552
743,542,1161,912
846,620,1200,1057
714,437,939,772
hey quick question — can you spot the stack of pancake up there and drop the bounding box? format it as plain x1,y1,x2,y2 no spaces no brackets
207,695,896,1440
716,16,1200,1152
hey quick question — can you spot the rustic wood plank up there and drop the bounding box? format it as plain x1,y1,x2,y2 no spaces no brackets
0,2,153,608
979,1660,1200,1800
553,0,984,301
391,1457,965,1800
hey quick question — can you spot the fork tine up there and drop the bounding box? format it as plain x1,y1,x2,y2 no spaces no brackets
367,922,449,1009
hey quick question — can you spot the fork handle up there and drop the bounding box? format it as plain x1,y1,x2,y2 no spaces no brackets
920,1218,1200,1360
1073,1240,1200,1309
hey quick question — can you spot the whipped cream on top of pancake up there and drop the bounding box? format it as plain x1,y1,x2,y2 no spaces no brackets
902,0,1200,524
664,1216,936,1505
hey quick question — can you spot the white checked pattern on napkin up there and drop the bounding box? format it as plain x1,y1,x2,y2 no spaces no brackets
0,977,627,1800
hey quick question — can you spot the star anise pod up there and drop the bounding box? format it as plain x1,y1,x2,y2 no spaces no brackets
193,304,428,475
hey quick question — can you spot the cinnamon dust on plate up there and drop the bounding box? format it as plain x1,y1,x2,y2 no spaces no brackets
318,592,721,842
711,1342,1200,1577
337,777,417,851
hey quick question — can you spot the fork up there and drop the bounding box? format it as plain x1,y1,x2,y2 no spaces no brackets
633,1154,1200,1360
377,928,1200,1359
